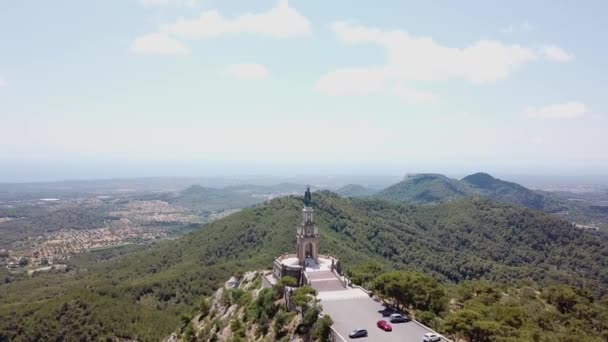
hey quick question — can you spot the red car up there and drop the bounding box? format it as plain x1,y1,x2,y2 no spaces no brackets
376,320,392,331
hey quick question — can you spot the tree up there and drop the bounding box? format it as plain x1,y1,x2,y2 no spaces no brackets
180,313,192,326
18,258,28,267
273,310,293,339
246,288,277,324
297,304,322,338
199,298,211,319
415,310,436,327
372,271,446,314
409,274,447,314
444,310,480,341
444,309,502,342
313,315,334,342
275,276,298,299
348,262,384,287
457,281,502,305
543,285,583,314
470,320,501,342
372,272,410,311
302,305,321,331
291,286,317,315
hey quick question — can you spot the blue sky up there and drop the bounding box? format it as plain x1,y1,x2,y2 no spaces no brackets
1,0,607,180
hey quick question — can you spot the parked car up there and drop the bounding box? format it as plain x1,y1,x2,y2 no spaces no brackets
423,332,441,342
376,320,392,331
349,328,368,338
389,313,409,323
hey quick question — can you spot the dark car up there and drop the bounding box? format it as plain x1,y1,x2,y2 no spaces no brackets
389,313,410,323
349,328,368,338
377,320,392,331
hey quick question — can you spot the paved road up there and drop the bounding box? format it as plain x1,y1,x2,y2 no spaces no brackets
321,296,443,342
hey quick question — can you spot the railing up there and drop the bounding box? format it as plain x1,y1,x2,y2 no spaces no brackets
317,254,338,262
275,253,297,261
329,325,346,341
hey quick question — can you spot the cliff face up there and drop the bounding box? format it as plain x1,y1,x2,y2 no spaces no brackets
168,271,305,342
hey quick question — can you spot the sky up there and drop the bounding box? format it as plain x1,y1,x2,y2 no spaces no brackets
1,0,607,181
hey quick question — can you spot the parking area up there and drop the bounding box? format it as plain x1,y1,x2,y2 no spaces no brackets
320,296,445,342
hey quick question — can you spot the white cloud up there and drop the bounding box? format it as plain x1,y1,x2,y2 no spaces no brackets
139,0,200,7
501,21,532,34
0,78,6,87
523,102,587,120
316,22,572,101
130,32,190,55
225,63,269,80
540,45,574,62
160,0,310,40
132,1,309,56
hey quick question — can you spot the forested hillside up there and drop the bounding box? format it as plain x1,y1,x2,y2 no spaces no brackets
461,172,564,212
1,192,608,340
375,172,608,230
375,173,476,204
335,184,376,198
374,172,564,211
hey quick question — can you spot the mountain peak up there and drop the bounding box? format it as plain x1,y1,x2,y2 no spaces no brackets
377,173,474,204
336,184,375,198
461,172,499,188
376,172,564,212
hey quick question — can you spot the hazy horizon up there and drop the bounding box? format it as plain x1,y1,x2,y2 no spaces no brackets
2,0,607,182
2,160,608,187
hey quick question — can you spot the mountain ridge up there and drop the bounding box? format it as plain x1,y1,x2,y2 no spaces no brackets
375,172,566,213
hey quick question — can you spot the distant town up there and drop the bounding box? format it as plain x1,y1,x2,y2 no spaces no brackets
0,179,310,274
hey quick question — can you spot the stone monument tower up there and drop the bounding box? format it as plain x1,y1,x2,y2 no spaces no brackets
296,186,318,264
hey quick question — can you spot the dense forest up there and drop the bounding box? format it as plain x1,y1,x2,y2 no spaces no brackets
1,191,608,340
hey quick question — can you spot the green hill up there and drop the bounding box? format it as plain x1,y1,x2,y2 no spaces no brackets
1,192,608,340
223,182,304,194
174,184,260,210
375,172,567,214
375,173,477,204
139,184,263,212
461,172,563,212
335,184,376,198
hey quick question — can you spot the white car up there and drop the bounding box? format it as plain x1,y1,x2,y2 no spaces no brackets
423,332,441,342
